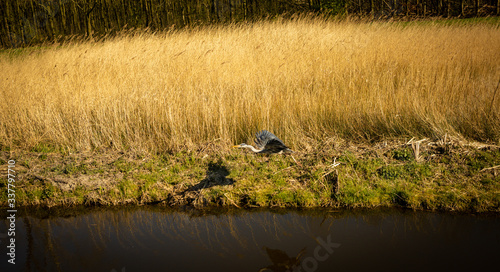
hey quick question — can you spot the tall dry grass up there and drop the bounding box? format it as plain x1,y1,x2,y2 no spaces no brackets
1,17,499,153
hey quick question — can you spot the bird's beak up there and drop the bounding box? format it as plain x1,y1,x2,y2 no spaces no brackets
232,145,240,148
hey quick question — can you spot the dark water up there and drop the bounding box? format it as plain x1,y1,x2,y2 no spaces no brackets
0,207,499,272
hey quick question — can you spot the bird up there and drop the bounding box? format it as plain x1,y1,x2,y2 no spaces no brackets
233,130,293,154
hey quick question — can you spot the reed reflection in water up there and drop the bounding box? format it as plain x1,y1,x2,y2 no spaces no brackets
0,207,498,272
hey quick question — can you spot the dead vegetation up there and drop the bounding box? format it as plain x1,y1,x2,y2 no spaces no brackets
1,17,499,155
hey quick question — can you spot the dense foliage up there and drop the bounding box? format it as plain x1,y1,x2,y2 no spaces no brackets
1,0,499,48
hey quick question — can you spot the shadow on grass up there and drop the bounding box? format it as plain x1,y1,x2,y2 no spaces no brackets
183,161,235,193
149,161,235,205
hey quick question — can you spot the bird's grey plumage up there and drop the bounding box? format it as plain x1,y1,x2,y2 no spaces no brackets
254,130,290,154
234,130,293,154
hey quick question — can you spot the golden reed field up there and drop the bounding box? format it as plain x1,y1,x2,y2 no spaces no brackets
1,17,499,154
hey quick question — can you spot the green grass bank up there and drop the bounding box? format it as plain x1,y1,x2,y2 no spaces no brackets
1,139,499,212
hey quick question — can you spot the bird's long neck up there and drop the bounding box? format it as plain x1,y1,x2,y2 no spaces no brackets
244,145,262,153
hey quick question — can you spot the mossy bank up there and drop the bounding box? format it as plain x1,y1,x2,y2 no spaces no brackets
1,138,499,212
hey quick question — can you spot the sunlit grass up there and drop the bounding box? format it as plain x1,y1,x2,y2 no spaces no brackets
0,16,499,154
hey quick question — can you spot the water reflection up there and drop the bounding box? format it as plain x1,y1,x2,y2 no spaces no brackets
260,247,306,272
0,207,498,272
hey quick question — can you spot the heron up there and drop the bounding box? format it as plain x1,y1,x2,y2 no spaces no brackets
233,130,293,154
233,130,301,166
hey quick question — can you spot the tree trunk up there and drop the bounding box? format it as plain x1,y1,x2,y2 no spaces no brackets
2,2,12,46
59,0,67,35
72,1,80,34
48,5,57,40
143,0,149,28
30,0,39,41
85,1,97,39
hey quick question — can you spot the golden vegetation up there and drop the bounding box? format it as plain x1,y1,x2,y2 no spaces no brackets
1,17,499,154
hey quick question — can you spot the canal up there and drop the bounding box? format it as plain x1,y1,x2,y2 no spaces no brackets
1,207,498,271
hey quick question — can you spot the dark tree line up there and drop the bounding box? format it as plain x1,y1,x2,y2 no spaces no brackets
1,0,499,48
336,0,500,18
